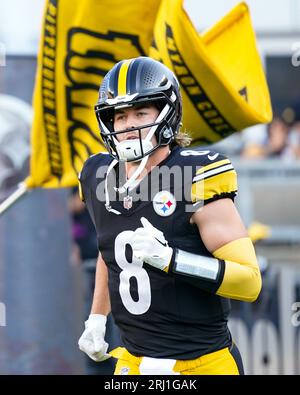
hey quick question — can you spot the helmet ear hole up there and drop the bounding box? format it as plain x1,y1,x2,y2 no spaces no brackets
163,128,173,139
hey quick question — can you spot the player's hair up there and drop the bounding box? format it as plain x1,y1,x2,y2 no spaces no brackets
174,130,192,147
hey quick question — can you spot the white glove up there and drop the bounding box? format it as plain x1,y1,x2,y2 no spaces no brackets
78,314,111,362
132,217,173,271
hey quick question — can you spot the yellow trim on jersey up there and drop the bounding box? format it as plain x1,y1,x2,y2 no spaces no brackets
118,59,132,96
191,169,237,203
213,237,262,302
78,179,84,202
110,346,240,375
195,158,231,175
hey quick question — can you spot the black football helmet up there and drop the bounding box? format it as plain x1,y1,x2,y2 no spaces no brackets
95,56,182,162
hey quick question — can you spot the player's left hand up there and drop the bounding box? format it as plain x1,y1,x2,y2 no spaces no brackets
132,217,173,271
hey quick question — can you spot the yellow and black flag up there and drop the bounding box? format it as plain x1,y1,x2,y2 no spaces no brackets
24,0,271,190
150,0,272,145
25,0,161,188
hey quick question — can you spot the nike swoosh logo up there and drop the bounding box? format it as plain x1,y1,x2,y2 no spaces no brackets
208,153,219,161
154,237,167,247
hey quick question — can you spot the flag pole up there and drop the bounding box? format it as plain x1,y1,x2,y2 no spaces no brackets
0,182,29,217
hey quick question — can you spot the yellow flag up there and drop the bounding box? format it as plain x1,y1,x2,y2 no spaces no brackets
26,0,161,188
150,0,272,145
26,0,272,189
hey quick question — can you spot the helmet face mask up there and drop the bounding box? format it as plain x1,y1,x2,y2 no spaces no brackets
96,95,176,162
95,57,182,162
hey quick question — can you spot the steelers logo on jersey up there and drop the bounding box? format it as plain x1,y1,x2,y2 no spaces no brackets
153,191,176,217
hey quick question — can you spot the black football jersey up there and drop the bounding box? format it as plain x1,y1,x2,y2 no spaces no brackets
79,146,238,359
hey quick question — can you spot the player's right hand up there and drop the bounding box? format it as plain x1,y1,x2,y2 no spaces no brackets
78,314,111,362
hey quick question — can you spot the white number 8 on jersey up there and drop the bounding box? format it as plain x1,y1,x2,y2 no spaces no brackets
115,231,151,315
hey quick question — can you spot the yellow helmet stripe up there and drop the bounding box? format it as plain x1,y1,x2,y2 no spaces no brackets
118,59,133,96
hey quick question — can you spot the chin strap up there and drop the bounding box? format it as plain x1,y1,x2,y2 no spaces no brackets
105,159,121,215
117,155,149,195
116,103,170,194
105,155,149,215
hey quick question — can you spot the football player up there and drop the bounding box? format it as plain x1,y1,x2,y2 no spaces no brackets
78,56,262,375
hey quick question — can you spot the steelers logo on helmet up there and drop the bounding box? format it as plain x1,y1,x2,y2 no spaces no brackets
153,191,176,217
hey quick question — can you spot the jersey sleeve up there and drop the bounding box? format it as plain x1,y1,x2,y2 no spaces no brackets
78,159,90,203
77,155,99,233
191,154,238,205
77,153,99,203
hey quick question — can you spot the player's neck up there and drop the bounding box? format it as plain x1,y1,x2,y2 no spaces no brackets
125,146,170,180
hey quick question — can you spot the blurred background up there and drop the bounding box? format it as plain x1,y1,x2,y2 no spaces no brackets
0,0,300,375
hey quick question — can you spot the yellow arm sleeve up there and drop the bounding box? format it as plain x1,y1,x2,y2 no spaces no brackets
213,237,262,302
